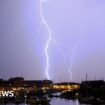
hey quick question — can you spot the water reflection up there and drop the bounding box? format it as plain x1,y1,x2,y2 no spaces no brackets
50,98,89,105
0,98,98,105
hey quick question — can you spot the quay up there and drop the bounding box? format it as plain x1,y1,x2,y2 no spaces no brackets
0,77,105,104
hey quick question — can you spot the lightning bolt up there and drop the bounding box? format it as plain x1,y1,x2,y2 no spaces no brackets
40,0,87,81
68,37,83,81
5,18,35,39
40,0,69,80
68,16,87,81
5,1,37,39
40,0,51,80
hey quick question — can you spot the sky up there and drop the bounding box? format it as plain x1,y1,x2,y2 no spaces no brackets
0,0,105,82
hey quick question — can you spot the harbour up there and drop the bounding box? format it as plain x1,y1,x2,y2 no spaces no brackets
0,77,105,105
0,98,89,105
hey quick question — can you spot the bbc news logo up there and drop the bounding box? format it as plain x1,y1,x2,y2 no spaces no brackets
0,91,14,98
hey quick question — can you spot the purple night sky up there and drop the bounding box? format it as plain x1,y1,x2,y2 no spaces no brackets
0,0,105,82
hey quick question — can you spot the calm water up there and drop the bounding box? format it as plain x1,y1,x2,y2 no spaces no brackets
1,98,89,105
50,98,88,105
